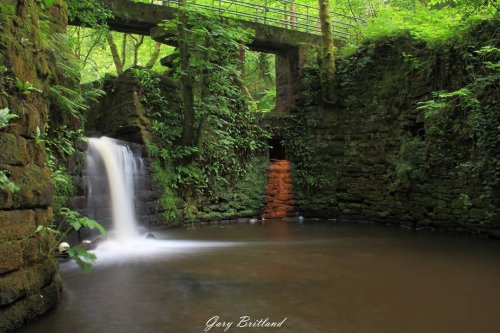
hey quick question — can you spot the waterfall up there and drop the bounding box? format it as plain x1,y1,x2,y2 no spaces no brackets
85,137,142,241
81,137,240,263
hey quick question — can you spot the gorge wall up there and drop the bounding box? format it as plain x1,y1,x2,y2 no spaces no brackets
0,0,68,331
289,20,499,236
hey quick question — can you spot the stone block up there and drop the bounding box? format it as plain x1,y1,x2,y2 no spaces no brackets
0,241,23,275
0,133,30,166
25,140,46,167
0,209,36,242
469,208,487,220
21,235,50,265
0,258,57,307
1,164,53,209
0,274,61,333
35,208,53,227
69,196,87,210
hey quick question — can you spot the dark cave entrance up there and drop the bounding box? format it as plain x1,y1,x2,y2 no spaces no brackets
269,138,286,160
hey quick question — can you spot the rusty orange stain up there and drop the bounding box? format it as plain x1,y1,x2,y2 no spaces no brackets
262,160,294,219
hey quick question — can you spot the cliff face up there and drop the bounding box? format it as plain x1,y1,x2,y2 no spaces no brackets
290,20,499,235
0,1,68,330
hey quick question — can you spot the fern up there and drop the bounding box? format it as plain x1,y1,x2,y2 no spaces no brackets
50,85,104,117
47,33,105,118
0,107,18,128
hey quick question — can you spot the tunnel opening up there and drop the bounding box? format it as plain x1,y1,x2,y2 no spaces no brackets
269,137,286,160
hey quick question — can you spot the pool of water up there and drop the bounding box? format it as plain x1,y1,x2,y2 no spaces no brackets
18,222,500,333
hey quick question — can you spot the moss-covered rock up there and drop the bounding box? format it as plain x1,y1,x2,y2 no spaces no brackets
0,164,53,209
0,240,24,275
86,71,152,143
0,274,61,333
0,133,30,166
0,0,66,329
0,209,36,242
290,20,499,232
0,258,57,307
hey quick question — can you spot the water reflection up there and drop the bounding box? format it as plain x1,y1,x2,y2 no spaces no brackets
18,223,500,333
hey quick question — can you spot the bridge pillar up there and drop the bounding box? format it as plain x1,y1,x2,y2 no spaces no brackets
274,46,305,113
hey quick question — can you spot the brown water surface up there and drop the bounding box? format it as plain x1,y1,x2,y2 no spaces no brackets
17,222,500,333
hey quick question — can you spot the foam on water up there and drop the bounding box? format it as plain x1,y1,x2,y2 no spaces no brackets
85,137,241,264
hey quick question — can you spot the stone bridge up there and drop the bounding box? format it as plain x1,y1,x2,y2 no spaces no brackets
69,0,355,111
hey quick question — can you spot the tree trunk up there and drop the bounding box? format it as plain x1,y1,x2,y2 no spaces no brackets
105,32,124,75
133,35,145,66
318,0,336,104
146,42,162,69
178,0,196,147
121,34,127,69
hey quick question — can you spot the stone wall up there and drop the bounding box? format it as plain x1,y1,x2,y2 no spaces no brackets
291,22,499,236
86,71,268,224
0,1,68,331
274,46,305,113
86,71,152,144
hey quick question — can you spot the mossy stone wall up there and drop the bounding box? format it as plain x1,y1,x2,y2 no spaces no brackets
0,1,68,331
291,23,499,236
85,71,268,225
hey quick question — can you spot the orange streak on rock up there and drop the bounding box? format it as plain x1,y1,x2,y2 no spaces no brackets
262,160,294,219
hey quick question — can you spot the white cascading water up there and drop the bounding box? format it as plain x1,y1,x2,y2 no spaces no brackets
86,137,141,241
83,136,237,264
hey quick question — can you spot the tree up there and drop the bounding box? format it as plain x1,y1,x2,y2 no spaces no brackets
105,31,124,75
318,0,336,104
104,32,163,76
177,0,196,147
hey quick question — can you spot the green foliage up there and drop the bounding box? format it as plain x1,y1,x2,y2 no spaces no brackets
48,33,105,119
36,208,106,273
66,245,97,274
40,32,104,210
66,0,113,27
132,68,182,149
244,51,276,112
36,0,56,9
388,136,429,192
15,78,42,95
344,0,498,49
0,170,19,193
418,44,499,166
150,159,181,223
136,9,268,223
254,88,276,113
415,38,499,222
58,207,107,235
0,3,15,21
0,107,17,128
0,108,19,193
459,193,473,210
51,166,75,211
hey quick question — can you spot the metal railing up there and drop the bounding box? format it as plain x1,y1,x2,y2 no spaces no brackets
156,0,362,40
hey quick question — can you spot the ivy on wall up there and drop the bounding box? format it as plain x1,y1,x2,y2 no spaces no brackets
133,9,269,223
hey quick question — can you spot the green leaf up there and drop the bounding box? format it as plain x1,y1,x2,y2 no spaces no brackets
43,0,56,7
67,245,97,274
0,170,19,193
